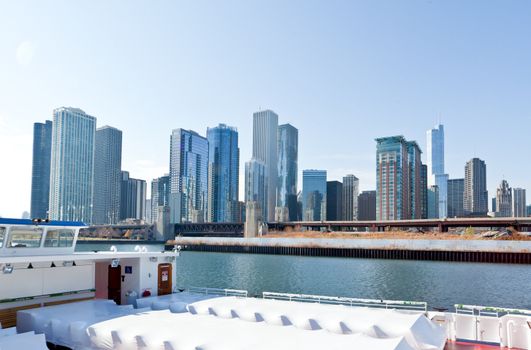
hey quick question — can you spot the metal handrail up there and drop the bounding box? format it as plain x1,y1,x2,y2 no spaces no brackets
455,304,531,317
262,292,427,312
187,286,248,297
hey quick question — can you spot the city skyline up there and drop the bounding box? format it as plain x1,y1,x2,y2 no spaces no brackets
2,1,531,217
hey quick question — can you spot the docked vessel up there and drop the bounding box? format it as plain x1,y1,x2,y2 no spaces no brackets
0,218,529,349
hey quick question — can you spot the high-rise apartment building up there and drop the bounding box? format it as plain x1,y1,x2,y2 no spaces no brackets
151,175,170,224
93,126,122,225
30,120,52,219
357,190,376,221
326,181,343,221
426,124,448,218
495,180,512,217
420,164,428,219
513,188,526,217
342,175,359,220
407,141,423,219
49,107,96,223
120,171,147,221
169,129,209,223
207,124,239,222
302,170,327,221
464,158,488,216
276,124,298,221
245,159,267,216
447,178,464,218
252,110,278,222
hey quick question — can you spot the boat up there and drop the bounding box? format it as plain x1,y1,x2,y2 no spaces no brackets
0,218,529,349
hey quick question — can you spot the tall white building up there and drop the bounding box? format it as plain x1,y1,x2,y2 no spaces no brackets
495,180,512,217
245,158,267,216
49,107,96,223
342,175,359,220
426,124,448,218
252,110,278,222
513,188,526,217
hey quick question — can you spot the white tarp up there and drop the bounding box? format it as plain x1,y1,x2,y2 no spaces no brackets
0,331,48,350
135,291,219,311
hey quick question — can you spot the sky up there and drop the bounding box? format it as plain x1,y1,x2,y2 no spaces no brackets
1,0,531,218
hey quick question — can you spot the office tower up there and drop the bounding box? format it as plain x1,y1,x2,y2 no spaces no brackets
93,126,122,225
49,107,96,223
245,159,267,217
151,175,170,224
420,164,428,219
491,197,497,213
407,141,423,219
526,205,531,217
252,110,278,221
120,171,147,221
357,190,376,221
206,124,239,222
376,136,410,220
513,188,526,217
427,185,439,219
169,129,209,223
276,124,298,221
426,124,449,218
464,158,488,216
495,180,512,217
326,181,343,221
302,170,327,221
145,199,152,223
30,120,52,219
447,178,465,218
342,175,359,220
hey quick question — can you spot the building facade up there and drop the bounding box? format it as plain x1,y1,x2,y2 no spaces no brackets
357,190,376,221
447,178,464,218
245,159,267,216
120,171,147,221
48,107,96,223
464,158,488,216
302,170,327,221
342,175,359,221
495,180,512,217
326,181,343,221
513,188,526,217
252,110,278,222
276,123,298,221
169,129,209,223
407,141,423,219
207,124,239,222
427,185,439,219
151,175,170,225
30,120,53,219
426,124,448,218
92,126,122,225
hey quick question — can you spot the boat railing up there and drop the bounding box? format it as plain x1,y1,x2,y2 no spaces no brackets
262,292,427,312
454,304,531,317
187,286,248,298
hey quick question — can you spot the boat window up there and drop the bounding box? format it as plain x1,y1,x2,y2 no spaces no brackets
0,227,5,248
44,229,75,247
7,227,43,248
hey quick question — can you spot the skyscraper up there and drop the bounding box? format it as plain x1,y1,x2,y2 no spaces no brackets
427,185,439,219
426,124,448,218
407,141,423,219
169,129,209,223
120,171,147,221
276,124,298,221
207,124,239,222
447,178,464,218
151,175,170,224
513,188,526,217
376,136,410,221
49,107,96,223
252,110,278,221
245,159,267,216
30,120,52,219
92,126,122,225
326,181,343,221
342,175,359,220
420,164,428,219
357,190,376,221
302,170,327,221
464,158,488,216
495,180,512,217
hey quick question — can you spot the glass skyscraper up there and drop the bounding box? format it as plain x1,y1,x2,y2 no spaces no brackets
93,126,122,224
342,174,359,221
302,170,327,221
30,120,52,219
49,107,96,223
427,124,448,218
513,188,526,217
252,110,278,222
207,124,239,222
169,129,209,223
407,141,423,219
276,123,298,221
120,171,147,221
151,175,170,224
447,178,464,218
464,158,488,216
245,158,267,216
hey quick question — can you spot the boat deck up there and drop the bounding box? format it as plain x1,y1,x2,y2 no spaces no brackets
445,341,503,349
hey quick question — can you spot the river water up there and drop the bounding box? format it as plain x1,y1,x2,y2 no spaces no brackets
76,243,530,311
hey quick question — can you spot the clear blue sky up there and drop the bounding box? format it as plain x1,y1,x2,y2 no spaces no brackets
1,0,530,217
